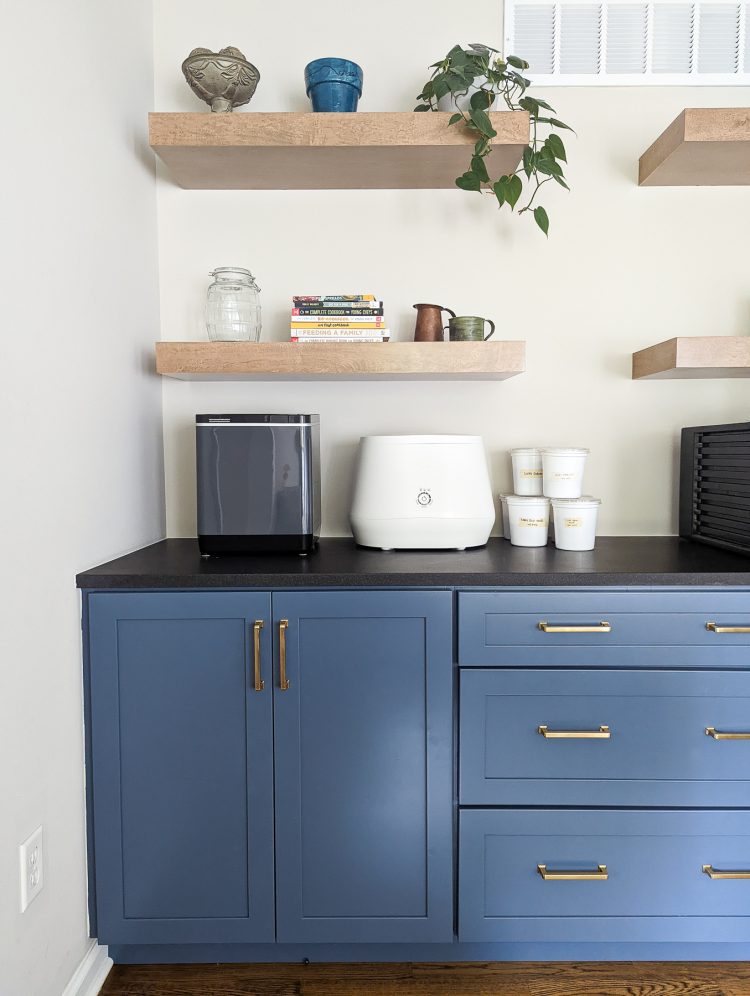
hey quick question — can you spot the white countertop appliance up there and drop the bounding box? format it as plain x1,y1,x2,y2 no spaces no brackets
350,434,495,551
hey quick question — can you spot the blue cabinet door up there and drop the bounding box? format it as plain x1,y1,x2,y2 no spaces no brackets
272,590,454,943
88,592,274,944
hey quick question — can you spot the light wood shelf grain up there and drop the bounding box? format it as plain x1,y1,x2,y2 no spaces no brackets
148,111,529,189
639,108,750,186
155,341,525,381
632,336,750,379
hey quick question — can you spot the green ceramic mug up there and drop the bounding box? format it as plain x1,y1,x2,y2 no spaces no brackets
446,315,496,341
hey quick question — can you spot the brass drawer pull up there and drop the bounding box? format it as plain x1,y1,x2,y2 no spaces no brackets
703,865,750,880
538,725,611,739
252,620,265,692
538,864,608,881
279,619,290,691
538,621,612,634
705,727,750,740
706,622,750,634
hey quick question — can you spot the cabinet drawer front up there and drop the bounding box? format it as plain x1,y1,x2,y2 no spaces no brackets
459,809,750,942
458,590,750,667
460,669,750,806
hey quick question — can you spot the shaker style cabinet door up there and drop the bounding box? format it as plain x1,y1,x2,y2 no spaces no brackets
88,592,274,944
272,590,454,943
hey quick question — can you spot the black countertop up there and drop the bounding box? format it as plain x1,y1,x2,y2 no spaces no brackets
76,537,750,589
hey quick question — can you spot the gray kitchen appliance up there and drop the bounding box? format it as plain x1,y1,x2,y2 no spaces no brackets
196,414,321,554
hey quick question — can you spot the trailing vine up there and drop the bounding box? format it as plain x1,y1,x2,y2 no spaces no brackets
416,44,573,235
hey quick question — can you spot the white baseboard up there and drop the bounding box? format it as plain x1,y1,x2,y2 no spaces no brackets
61,942,112,996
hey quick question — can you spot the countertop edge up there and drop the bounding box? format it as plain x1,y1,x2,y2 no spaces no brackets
76,571,750,589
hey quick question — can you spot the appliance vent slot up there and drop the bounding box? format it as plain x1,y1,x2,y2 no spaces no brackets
505,0,750,82
681,422,750,554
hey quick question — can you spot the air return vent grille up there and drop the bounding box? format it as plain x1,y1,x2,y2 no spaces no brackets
505,0,750,83
680,422,750,555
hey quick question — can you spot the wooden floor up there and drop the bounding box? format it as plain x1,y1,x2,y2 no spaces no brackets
100,962,750,996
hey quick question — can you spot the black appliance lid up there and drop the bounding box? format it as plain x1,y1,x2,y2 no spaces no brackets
196,414,319,425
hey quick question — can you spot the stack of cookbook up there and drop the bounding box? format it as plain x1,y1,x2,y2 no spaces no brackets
290,295,389,342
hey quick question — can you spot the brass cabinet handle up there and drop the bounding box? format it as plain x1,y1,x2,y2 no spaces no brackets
279,619,290,690
703,865,750,880
538,864,608,881
705,727,750,740
538,621,612,634
252,620,265,692
706,622,750,634
538,725,611,739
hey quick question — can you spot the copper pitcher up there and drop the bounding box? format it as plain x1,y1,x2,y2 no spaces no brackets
413,303,456,342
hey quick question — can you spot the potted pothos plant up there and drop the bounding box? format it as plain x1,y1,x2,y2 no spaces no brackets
415,44,573,236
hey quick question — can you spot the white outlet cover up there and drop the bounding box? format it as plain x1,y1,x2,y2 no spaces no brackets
19,825,43,912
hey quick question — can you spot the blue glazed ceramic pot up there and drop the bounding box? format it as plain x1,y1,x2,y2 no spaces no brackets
304,58,363,112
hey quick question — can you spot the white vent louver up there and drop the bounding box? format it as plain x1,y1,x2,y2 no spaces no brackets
505,0,750,82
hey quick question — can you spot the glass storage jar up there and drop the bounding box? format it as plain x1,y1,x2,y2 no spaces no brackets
205,267,262,341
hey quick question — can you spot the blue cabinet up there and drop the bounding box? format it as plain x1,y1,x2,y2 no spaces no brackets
88,592,275,944
86,588,453,947
273,590,453,942
84,580,750,959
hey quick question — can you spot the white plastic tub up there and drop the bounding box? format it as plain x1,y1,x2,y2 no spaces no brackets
551,497,601,551
541,447,589,498
505,495,550,548
498,494,512,539
511,448,543,496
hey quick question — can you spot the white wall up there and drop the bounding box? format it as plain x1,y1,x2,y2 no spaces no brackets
155,0,750,539
0,3,164,993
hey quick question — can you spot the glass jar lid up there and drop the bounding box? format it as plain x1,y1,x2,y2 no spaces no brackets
209,266,258,283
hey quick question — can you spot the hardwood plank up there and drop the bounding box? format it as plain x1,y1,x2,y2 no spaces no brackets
639,108,750,186
632,336,750,380
155,341,526,381
148,111,529,189
100,961,750,996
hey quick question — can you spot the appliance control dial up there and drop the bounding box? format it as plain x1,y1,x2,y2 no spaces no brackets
417,490,433,506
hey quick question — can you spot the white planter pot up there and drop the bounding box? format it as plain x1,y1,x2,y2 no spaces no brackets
436,80,500,113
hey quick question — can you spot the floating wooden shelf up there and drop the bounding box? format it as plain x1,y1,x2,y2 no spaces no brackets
639,108,750,186
155,341,525,381
148,111,529,189
632,336,750,379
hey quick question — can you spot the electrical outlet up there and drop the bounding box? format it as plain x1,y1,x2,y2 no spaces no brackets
19,826,43,912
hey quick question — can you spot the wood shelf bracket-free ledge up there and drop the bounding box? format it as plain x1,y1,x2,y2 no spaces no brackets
155,341,526,381
632,336,750,379
639,107,750,186
148,111,530,189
